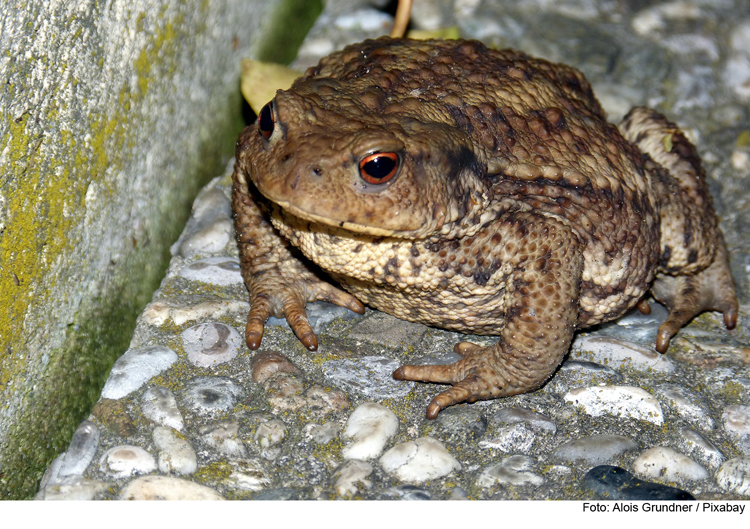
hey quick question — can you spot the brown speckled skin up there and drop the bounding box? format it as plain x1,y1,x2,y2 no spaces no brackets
232,38,738,419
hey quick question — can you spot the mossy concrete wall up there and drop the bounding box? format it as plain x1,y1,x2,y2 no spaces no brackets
0,0,320,499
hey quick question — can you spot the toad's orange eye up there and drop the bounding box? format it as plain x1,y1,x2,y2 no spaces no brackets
359,152,399,185
258,102,275,140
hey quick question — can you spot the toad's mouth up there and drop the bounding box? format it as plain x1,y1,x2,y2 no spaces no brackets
268,196,406,238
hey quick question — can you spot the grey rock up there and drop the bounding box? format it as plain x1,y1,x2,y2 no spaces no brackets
101,346,177,400
552,435,639,464
323,356,414,399
57,421,100,478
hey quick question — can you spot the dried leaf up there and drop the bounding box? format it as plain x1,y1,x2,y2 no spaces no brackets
240,59,302,114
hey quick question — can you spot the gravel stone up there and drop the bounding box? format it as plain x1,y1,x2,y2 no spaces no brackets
655,384,714,429
479,423,535,452
199,421,247,459
181,322,241,368
492,407,557,434
141,387,185,431
342,402,399,460
677,427,726,470
323,356,414,399
570,336,675,373
552,435,639,464
181,376,244,416
98,446,157,479
57,421,100,478
119,475,225,500
379,437,460,483
477,455,544,488
582,465,695,500
152,426,198,475
564,385,664,425
716,457,750,496
632,446,709,483
101,346,178,400
178,257,243,286
334,460,373,497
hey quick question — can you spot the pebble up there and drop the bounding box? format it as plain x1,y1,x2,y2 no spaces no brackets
178,257,243,286
379,485,432,501
254,418,286,452
479,423,535,453
564,385,664,425
177,218,233,257
152,426,198,475
141,387,185,431
477,455,544,488
632,446,709,483
716,457,750,496
552,435,638,465
119,475,225,500
181,376,244,415
493,407,557,434
57,420,100,478
199,421,247,459
582,465,695,500
99,445,157,479
722,404,750,437
334,460,373,497
36,477,111,501
266,301,362,333
655,384,714,429
304,385,350,416
430,406,487,443
549,359,623,393
677,427,725,470
181,322,241,367
342,402,399,460
323,356,414,399
570,336,675,373
347,311,427,348
142,299,249,327
101,346,178,399
250,351,303,383
304,422,339,445
225,459,273,491
264,374,306,413
379,437,460,483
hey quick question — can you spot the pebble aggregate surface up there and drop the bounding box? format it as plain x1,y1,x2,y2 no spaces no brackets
37,0,750,500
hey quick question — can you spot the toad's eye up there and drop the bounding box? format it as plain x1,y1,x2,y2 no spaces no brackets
258,102,275,140
359,152,399,185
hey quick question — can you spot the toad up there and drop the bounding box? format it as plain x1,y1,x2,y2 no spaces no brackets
232,38,738,419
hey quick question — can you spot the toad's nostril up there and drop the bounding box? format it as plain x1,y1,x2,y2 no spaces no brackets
311,166,323,177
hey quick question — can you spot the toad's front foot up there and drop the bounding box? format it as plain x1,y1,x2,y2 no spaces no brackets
393,340,554,419
246,271,364,351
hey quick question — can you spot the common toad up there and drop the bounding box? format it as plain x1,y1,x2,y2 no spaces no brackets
232,38,738,419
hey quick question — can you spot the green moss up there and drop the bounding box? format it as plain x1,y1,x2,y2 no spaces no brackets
255,0,323,64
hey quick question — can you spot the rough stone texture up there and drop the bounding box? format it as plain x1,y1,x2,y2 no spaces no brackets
32,0,750,501
0,0,320,498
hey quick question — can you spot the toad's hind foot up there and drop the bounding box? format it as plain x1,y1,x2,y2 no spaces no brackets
652,233,738,353
393,342,557,419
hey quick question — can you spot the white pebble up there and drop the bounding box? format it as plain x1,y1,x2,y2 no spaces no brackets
178,218,233,257
254,419,286,449
564,385,664,425
101,346,177,399
142,299,249,327
552,435,638,464
141,387,185,431
342,402,399,460
119,475,225,500
304,422,339,445
678,427,725,470
632,446,709,483
479,424,535,452
716,457,750,496
99,445,156,479
379,437,460,483
477,455,544,488
323,356,414,399
493,407,557,434
200,421,247,459
225,459,273,491
58,421,100,478
181,322,241,367
571,336,674,373
178,257,243,286
153,426,198,475
722,404,750,437
656,384,714,429
36,477,110,501
335,460,374,497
